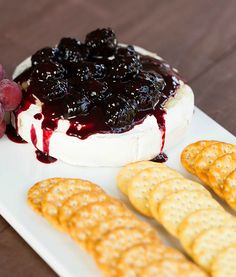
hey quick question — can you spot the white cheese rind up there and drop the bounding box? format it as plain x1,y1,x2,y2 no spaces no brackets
13,47,194,166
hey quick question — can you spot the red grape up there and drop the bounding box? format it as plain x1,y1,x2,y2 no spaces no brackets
0,64,6,81
0,79,22,111
0,119,6,138
0,102,4,123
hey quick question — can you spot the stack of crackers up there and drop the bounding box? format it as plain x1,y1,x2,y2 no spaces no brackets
117,161,236,276
181,140,236,210
28,177,206,277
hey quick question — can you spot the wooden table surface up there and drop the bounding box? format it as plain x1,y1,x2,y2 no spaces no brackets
1,0,236,275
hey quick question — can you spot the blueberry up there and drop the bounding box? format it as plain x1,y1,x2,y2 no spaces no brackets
73,62,89,80
85,28,117,57
81,80,109,103
109,81,126,94
141,71,166,91
93,63,106,79
104,95,136,131
109,56,142,80
30,79,68,102
58,37,89,63
63,92,91,119
61,61,78,77
125,71,165,111
31,61,66,81
68,76,82,88
116,45,138,58
43,79,68,102
31,47,59,66
75,61,106,81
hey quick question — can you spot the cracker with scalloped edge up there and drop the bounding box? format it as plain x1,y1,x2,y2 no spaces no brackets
128,166,183,217
192,226,236,271
158,190,223,236
178,209,236,255
87,216,155,253
149,178,210,220
117,243,185,277
223,169,236,210
93,226,159,277
194,142,236,185
41,178,103,230
211,246,236,277
141,259,207,277
27,177,66,215
59,190,108,233
208,153,236,197
69,199,131,249
117,161,166,195
181,140,217,174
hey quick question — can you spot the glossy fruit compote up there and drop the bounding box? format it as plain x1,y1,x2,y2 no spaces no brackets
12,28,194,166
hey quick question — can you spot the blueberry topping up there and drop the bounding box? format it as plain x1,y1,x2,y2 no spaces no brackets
42,79,68,102
29,79,68,102
125,72,165,111
81,80,109,104
31,61,66,81
116,45,138,58
31,47,59,66
109,56,142,80
75,61,106,81
85,28,117,57
104,95,136,131
63,92,91,119
42,98,65,119
142,71,166,91
58,37,89,63
16,27,180,139
68,76,82,88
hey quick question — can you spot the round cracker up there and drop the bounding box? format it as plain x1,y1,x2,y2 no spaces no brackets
158,190,223,236
141,259,207,277
69,199,130,249
211,246,236,277
117,161,167,195
149,178,210,221
59,191,108,233
208,153,236,197
194,142,236,186
93,226,159,277
41,178,103,229
128,167,183,217
27,177,66,214
192,226,236,271
181,140,217,174
223,169,236,210
178,208,236,254
87,216,155,253
117,243,185,277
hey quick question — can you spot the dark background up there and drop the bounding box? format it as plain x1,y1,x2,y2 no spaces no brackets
1,0,236,275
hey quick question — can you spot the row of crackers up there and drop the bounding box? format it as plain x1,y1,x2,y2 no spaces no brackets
181,140,236,210
27,177,206,277
117,159,236,276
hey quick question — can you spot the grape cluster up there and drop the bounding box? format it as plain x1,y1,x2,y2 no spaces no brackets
27,28,166,132
0,65,22,138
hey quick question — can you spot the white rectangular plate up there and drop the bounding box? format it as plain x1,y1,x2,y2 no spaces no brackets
1,107,236,277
